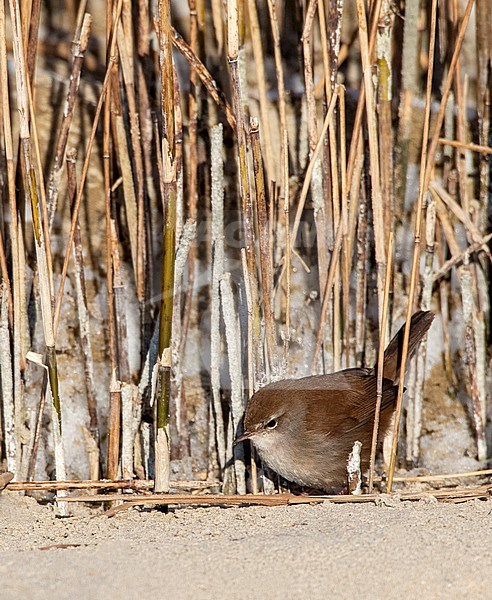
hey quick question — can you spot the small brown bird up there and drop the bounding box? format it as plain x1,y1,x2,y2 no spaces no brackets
236,311,434,491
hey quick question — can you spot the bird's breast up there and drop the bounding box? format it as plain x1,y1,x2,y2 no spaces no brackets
251,431,345,489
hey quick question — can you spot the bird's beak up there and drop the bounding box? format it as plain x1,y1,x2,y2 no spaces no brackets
234,430,254,445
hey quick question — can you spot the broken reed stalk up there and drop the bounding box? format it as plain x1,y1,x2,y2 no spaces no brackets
8,0,67,511
368,232,393,492
170,28,235,130
347,441,362,495
250,118,277,372
386,0,438,492
155,0,177,493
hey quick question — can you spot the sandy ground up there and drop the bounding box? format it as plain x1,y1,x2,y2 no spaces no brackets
1,493,492,599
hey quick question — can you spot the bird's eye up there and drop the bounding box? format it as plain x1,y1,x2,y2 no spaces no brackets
266,418,277,430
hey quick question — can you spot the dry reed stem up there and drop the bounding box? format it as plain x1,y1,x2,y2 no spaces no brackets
438,138,492,155
171,28,235,130
107,372,122,480
250,118,277,372
302,0,328,302
117,23,146,311
311,219,344,374
460,259,487,461
354,179,368,366
53,0,124,337
395,0,420,213
432,190,487,460
406,199,436,465
210,124,226,473
284,90,339,280
247,0,275,184
432,234,492,282
103,3,118,380
430,180,489,251
178,0,200,394
386,0,439,492
154,0,178,493
338,86,351,367
356,0,385,320
46,13,92,230
345,0,381,217
58,486,492,508
66,151,99,471
0,284,15,472
227,0,261,387
240,248,257,492
368,232,393,492
376,0,394,244
265,0,290,346
0,0,24,479
421,0,475,198
220,273,246,494
7,479,219,492
8,0,66,501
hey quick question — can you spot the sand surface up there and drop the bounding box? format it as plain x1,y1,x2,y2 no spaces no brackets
1,493,491,599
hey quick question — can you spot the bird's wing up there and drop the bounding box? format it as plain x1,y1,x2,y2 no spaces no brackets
304,373,398,437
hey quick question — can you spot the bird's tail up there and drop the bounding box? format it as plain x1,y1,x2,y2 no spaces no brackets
377,311,435,383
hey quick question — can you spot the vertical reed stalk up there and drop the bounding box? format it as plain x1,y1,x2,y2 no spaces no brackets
386,0,438,491
250,118,277,372
210,124,226,473
66,150,99,477
356,0,385,320
154,0,177,493
8,0,66,506
0,0,24,477
368,232,393,492
227,0,261,386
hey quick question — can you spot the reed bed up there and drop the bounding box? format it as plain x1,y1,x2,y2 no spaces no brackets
0,0,490,508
